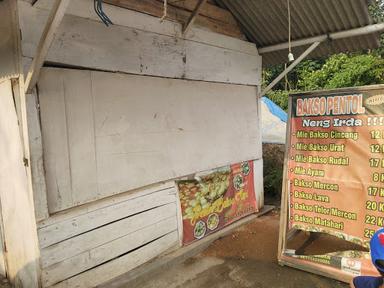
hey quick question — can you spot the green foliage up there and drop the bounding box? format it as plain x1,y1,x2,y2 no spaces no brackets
298,54,384,91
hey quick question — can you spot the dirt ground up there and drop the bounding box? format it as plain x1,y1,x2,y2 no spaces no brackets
129,209,349,288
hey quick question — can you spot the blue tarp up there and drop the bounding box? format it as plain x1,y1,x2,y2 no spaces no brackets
261,97,287,123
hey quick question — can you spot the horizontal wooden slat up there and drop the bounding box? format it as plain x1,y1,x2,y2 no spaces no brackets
28,0,258,55
53,231,179,288
42,216,178,286
19,1,261,86
38,188,176,248
38,181,174,228
41,203,177,268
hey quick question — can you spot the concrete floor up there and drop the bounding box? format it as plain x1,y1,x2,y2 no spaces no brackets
124,211,349,288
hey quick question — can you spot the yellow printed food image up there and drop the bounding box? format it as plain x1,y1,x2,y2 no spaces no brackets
179,171,230,221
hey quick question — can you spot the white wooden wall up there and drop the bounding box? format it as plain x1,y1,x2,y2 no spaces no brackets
38,68,261,213
18,1,264,286
18,0,261,86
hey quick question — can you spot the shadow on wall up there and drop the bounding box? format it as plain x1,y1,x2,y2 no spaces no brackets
263,143,285,202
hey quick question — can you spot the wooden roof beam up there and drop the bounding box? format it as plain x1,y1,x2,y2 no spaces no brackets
183,0,207,35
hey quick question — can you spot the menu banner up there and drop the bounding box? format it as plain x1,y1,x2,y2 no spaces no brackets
177,161,258,245
285,86,384,278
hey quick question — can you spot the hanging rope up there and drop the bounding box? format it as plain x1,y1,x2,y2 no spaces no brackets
160,0,168,22
287,0,294,61
94,0,113,27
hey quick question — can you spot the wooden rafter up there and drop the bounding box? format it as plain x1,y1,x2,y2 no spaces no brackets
183,0,207,35
24,0,70,93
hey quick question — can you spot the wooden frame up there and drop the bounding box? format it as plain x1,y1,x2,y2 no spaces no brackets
276,94,353,283
277,94,354,283
277,96,293,262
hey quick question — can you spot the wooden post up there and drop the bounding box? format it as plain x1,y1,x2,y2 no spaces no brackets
24,0,70,93
0,0,41,286
277,96,293,262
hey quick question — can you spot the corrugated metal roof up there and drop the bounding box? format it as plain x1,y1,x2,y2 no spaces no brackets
216,0,382,66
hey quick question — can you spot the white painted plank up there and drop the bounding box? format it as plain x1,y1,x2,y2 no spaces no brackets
254,159,264,210
38,69,72,213
19,1,261,85
38,188,176,248
0,79,39,286
60,70,98,207
42,217,177,286
37,180,175,228
26,90,49,221
53,231,179,288
22,8,185,79
26,0,259,55
185,40,261,84
92,70,261,192
174,182,184,247
38,68,261,213
0,211,5,277
41,203,177,268
254,96,264,210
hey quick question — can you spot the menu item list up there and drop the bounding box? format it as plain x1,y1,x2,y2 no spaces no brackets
288,90,384,247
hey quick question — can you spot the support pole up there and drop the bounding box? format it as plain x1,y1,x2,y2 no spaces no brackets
24,0,70,93
259,23,384,54
261,41,321,96
183,0,207,35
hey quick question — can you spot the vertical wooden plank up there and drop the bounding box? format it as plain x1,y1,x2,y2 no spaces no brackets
0,199,6,277
253,159,264,210
38,71,73,212
0,1,41,286
0,79,39,287
174,181,184,247
254,93,264,210
26,90,49,221
62,70,98,206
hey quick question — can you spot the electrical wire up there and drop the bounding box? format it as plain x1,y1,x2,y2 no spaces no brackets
94,0,113,26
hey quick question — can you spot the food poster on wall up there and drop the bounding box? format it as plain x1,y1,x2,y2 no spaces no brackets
177,161,258,245
285,86,384,277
